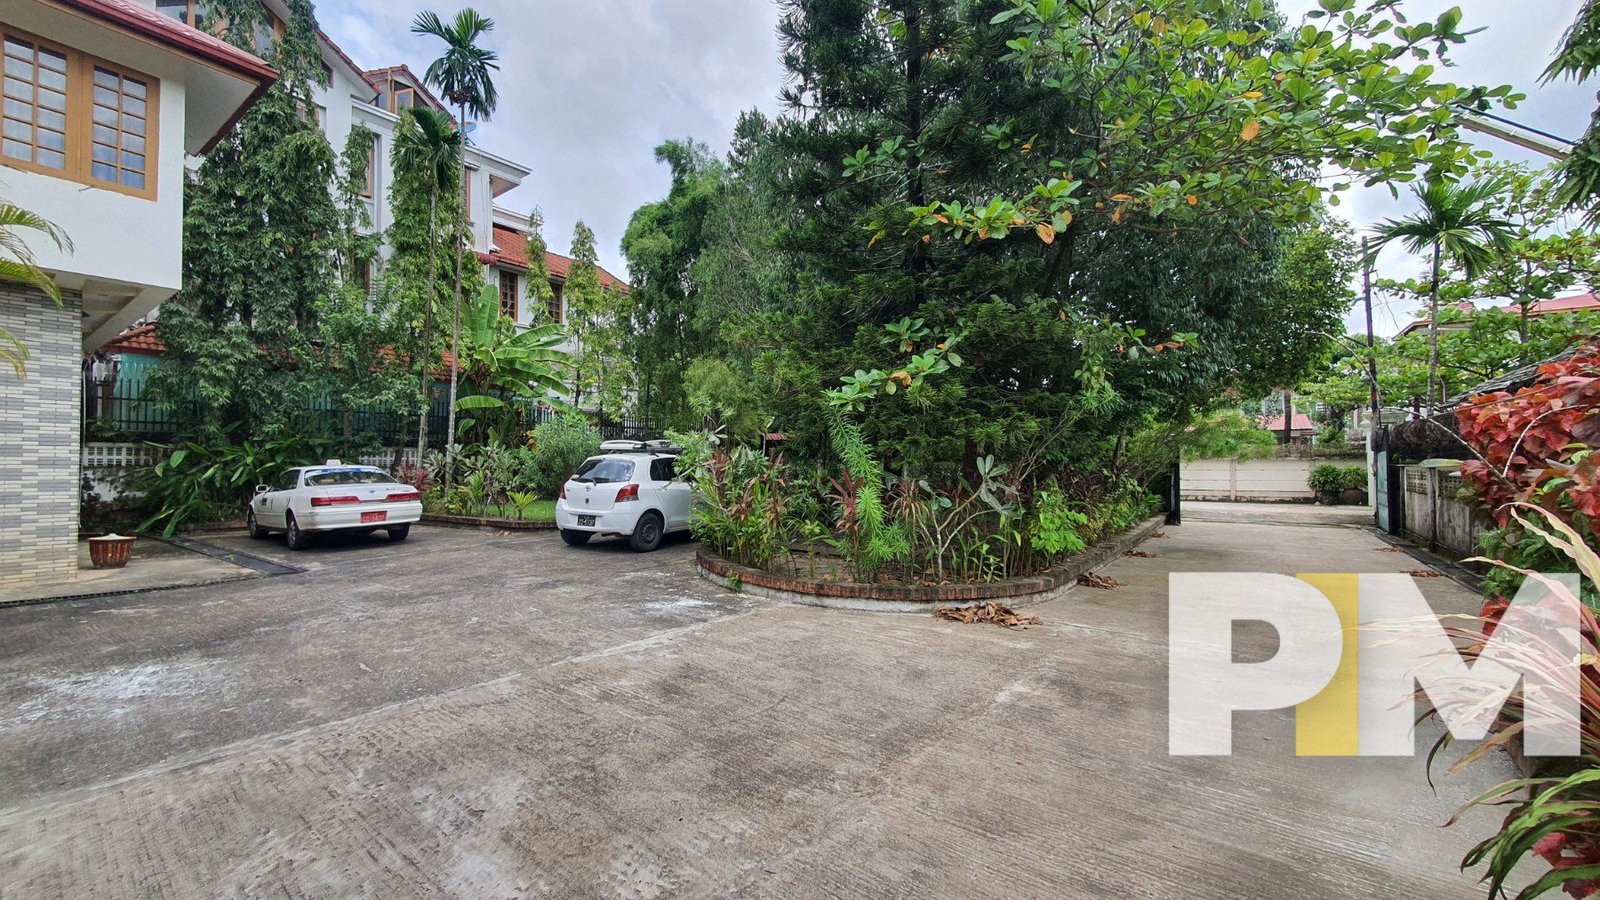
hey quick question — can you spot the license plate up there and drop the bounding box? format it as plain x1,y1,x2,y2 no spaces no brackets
578,515,596,527
361,511,387,523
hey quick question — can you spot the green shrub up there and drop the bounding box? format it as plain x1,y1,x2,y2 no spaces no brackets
1307,464,1345,493
529,414,601,498
1337,465,1368,492
138,427,339,535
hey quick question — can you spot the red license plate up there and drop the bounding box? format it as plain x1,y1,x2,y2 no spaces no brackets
361,511,387,523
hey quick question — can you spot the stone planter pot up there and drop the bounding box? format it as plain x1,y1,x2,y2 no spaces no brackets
88,534,136,569
1318,489,1341,506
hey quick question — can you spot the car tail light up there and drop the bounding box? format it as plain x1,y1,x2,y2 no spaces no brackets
310,495,360,507
559,482,567,499
385,490,421,502
615,483,639,503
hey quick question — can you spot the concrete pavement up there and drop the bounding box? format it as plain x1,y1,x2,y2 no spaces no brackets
0,513,1521,897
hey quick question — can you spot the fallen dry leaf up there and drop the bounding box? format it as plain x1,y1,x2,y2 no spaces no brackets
1405,569,1445,579
1373,547,1404,553
1078,572,1125,590
934,602,1043,629
1150,531,1169,539
1124,550,1157,559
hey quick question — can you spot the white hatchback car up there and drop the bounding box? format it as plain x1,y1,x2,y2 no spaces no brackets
247,461,423,550
555,441,693,552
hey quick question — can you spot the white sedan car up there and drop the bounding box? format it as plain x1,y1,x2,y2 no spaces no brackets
555,441,693,552
247,461,422,550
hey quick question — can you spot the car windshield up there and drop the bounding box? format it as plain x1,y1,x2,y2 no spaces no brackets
574,458,635,484
305,468,392,487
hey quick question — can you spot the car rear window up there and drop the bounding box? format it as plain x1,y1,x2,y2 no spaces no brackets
306,469,392,487
575,458,634,484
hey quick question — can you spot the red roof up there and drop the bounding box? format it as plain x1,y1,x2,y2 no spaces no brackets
1258,413,1316,432
364,65,451,117
1500,293,1600,316
481,224,629,293
102,323,165,356
55,0,276,152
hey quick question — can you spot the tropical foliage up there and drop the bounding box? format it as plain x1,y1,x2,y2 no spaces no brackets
0,197,71,378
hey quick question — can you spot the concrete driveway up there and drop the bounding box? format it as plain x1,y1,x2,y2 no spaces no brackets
0,514,1520,897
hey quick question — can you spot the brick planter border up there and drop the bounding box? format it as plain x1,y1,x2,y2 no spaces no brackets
422,513,557,531
696,515,1168,612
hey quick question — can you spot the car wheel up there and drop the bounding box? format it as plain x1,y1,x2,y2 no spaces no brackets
284,513,310,551
560,529,592,547
247,507,269,539
629,512,664,553
387,524,410,542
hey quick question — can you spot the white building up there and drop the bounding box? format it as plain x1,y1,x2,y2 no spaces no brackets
144,0,627,357
0,0,274,587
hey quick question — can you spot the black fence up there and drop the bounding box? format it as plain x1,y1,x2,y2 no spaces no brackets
84,376,651,448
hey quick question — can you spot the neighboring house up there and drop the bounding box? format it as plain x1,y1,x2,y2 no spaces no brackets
148,0,532,283
1258,412,1317,443
1394,292,1600,338
478,205,630,331
0,0,274,588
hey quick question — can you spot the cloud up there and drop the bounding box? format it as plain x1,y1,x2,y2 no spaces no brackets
322,1,1595,334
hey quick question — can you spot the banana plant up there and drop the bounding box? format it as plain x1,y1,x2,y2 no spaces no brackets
453,284,571,419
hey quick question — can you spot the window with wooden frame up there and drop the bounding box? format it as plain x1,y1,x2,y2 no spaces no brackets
548,281,563,324
391,83,415,113
498,270,517,321
1,29,158,199
461,170,473,224
361,134,377,198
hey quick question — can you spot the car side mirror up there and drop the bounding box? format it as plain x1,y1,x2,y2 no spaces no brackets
255,484,270,494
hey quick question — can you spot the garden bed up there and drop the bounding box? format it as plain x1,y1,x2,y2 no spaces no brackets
696,515,1168,612
422,513,557,531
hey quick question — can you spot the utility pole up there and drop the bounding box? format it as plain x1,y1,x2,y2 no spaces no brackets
1362,237,1380,429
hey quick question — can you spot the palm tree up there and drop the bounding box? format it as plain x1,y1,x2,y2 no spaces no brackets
412,8,499,490
0,198,71,379
1370,176,1514,409
391,107,463,462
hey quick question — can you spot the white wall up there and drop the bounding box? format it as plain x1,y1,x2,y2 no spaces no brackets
2,2,191,294
1182,458,1320,502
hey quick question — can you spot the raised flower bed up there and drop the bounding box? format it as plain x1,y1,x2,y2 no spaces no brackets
696,515,1167,612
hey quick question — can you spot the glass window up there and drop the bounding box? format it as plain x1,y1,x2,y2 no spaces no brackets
155,0,189,22
548,281,564,324
306,468,393,487
361,134,376,198
0,30,157,197
2,35,68,171
278,470,301,491
574,458,634,485
89,66,150,190
499,270,517,320
650,458,676,482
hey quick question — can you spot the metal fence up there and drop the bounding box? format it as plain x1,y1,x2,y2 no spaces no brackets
84,374,651,447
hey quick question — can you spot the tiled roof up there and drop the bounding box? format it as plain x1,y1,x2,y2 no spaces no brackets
1258,413,1316,432
102,323,165,356
363,65,451,117
481,224,630,292
1500,292,1600,316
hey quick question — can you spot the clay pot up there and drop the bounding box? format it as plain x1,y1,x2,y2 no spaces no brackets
1339,488,1367,506
88,534,136,569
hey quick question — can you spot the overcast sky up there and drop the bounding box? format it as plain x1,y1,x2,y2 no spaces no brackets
319,0,1593,335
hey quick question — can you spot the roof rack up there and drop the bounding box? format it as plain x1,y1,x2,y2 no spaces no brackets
598,439,683,456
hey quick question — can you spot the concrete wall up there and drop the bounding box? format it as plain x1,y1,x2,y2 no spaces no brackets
0,286,82,588
1401,466,1487,561
1181,458,1318,502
